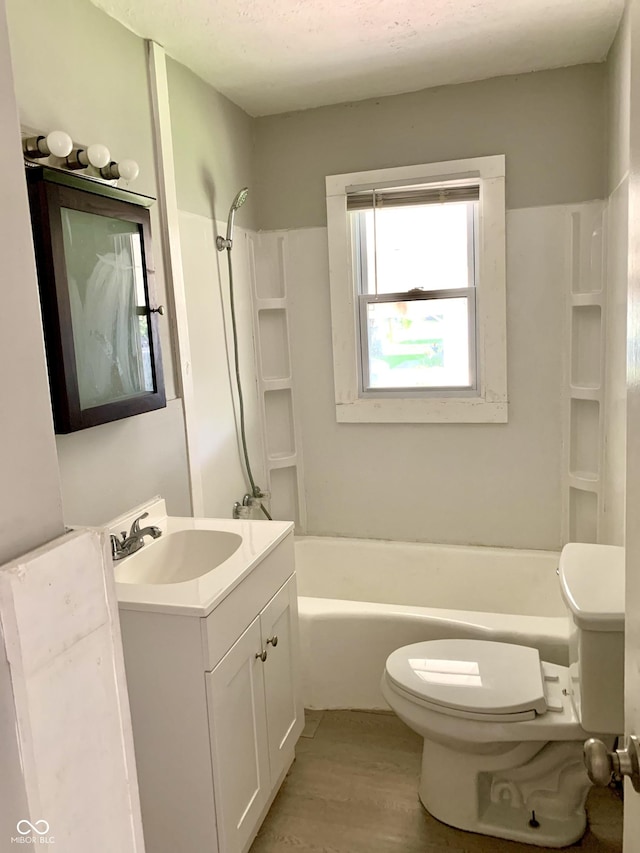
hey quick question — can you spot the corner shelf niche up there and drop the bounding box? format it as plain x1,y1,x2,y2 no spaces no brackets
248,232,307,530
564,205,606,544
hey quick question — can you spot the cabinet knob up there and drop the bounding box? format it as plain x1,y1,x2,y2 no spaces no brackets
150,305,165,315
255,650,268,662
266,635,278,647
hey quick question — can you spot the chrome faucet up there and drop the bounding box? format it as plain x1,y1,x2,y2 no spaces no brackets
110,512,162,561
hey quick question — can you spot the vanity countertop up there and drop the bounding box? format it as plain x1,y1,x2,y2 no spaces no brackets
102,497,293,617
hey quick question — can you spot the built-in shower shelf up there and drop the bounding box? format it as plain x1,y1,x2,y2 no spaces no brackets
571,292,603,308
569,384,601,401
249,232,307,530
564,204,606,544
263,378,292,392
267,452,298,469
568,472,600,492
256,298,287,311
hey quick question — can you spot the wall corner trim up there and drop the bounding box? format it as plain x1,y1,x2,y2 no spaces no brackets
147,40,204,516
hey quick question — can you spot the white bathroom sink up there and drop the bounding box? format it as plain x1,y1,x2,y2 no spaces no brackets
105,497,293,615
115,529,243,585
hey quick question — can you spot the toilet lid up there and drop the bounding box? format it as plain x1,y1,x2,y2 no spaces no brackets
385,639,547,718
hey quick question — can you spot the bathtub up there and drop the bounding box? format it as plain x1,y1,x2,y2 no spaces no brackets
295,536,568,710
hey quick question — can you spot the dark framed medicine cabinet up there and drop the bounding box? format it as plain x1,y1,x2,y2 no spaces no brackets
26,166,166,433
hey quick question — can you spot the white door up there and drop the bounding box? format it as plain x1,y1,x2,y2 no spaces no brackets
627,1,640,847
261,577,305,784
207,616,270,853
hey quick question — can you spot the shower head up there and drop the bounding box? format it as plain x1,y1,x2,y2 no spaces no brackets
217,187,249,251
231,187,249,211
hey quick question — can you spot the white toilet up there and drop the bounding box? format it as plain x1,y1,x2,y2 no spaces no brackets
381,543,624,848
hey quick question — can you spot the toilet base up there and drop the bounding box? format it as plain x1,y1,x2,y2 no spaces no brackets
418,737,591,848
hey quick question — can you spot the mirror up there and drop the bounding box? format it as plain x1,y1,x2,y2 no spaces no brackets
26,167,165,432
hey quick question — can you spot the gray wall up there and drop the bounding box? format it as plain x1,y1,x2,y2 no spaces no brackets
254,64,606,230
0,0,64,563
7,0,192,524
1,0,61,836
6,0,260,527
608,16,631,194
167,58,255,227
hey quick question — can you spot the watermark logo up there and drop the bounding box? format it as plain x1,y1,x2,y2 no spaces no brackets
11,820,55,844
17,822,49,836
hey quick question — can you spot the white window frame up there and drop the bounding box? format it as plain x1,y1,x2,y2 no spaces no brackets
326,155,507,424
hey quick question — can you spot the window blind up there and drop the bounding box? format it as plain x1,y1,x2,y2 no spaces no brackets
347,183,480,211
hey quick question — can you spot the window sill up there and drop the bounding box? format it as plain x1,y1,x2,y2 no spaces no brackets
335,396,508,424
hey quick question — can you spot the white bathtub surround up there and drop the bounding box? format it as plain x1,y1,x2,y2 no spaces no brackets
562,201,607,544
255,202,602,549
178,213,267,519
295,536,566,709
381,544,625,848
599,16,629,548
600,180,628,545
247,230,307,528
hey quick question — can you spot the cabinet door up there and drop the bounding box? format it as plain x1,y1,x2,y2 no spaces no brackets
261,576,305,784
206,616,270,853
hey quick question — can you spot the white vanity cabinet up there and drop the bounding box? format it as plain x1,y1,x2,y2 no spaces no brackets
207,577,302,853
117,529,303,853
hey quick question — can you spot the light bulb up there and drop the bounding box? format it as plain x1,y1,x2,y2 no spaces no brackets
65,143,112,171
23,129,73,159
39,130,73,158
100,159,140,181
117,159,139,182
86,143,110,169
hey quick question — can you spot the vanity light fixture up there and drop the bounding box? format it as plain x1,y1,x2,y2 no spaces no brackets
100,159,140,182
22,129,73,159
65,142,111,171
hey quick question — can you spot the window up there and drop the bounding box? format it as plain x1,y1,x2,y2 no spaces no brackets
326,156,507,423
350,182,478,394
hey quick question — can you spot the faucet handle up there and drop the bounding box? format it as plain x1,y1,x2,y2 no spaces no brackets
110,534,120,559
130,512,149,536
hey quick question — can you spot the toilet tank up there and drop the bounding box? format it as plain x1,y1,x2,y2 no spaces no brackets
559,544,625,734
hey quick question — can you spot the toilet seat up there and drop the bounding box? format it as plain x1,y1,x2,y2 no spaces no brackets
385,639,562,723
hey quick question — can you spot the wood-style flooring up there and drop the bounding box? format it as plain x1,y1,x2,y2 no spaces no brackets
250,710,622,853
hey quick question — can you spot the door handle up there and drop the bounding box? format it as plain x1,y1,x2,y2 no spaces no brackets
584,736,640,791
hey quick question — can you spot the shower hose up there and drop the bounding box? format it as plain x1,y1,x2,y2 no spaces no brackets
225,248,272,521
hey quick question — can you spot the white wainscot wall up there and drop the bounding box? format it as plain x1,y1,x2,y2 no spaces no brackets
256,203,602,549
178,212,266,518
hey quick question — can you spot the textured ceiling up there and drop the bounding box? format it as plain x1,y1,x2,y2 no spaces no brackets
89,0,624,116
